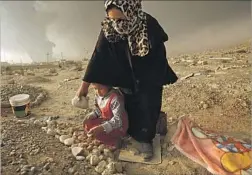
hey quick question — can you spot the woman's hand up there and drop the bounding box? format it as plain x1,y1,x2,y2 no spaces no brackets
76,81,90,97
87,125,104,137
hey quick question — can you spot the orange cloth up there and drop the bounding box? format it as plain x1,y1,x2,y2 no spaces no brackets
171,118,252,175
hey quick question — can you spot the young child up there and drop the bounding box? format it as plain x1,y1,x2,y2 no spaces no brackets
83,83,129,148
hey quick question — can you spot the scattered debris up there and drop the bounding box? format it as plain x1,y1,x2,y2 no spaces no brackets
180,73,194,80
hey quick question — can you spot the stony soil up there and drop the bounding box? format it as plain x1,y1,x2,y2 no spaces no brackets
1,41,251,175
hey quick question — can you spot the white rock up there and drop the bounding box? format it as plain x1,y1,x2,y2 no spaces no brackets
115,162,123,173
47,129,56,136
95,160,107,173
98,144,105,151
106,162,116,173
71,147,83,157
64,138,75,146
59,135,71,143
99,155,105,161
76,156,85,161
68,167,76,174
30,167,36,174
86,154,92,161
41,127,47,131
103,149,113,158
47,120,57,129
92,149,100,156
34,120,44,126
102,169,114,175
90,155,100,166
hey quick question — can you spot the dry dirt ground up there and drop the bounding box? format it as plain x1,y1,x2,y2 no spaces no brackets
1,41,251,175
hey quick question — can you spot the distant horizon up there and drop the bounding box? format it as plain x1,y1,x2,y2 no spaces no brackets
1,1,251,63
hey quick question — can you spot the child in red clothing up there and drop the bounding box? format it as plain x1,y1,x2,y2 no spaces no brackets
83,83,129,148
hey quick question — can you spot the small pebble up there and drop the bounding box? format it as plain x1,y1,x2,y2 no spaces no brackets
30,166,36,174
98,144,105,151
59,135,71,143
47,129,56,136
106,162,116,173
87,145,93,151
92,149,100,156
76,156,85,161
43,162,50,170
71,147,84,157
68,167,76,174
95,160,107,173
90,155,100,166
115,162,123,173
64,138,75,146
103,149,113,158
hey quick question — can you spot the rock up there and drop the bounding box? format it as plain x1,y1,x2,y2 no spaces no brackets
10,150,16,156
102,168,114,175
98,144,105,152
203,103,209,109
59,135,71,143
197,60,208,65
41,127,47,132
92,149,100,156
34,120,46,127
22,165,32,170
47,120,57,129
77,135,86,141
68,167,76,174
73,131,84,137
87,145,93,151
99,155,105,161
90,155,100,166
78,142,87,148
115,162,123,173
71,147,84,157
168,161,176,165
180,73,194,80
107,157,114,163
30,167,36,174
64,138,75,146
33,148,40,155
47,129,56,136
86,154,92,161
76,156,85,161
95,160,107,173
7,79,15,84
92,140,101,146
20,171,28,175
106,162,116,173
43,162,50,170
167,145,175,152
103,149,113,158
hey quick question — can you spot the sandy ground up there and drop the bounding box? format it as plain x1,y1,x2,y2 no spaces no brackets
1,41,251,175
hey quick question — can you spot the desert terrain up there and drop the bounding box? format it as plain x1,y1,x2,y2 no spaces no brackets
1,41,251,175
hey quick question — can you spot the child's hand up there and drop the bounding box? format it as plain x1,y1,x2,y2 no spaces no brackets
87,125,104,137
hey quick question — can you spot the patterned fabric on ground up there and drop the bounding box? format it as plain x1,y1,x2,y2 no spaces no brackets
171,118,252,175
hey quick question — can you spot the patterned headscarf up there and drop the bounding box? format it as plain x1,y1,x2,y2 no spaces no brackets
102,0,149,57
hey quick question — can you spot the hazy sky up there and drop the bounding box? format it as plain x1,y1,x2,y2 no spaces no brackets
1,1,251,63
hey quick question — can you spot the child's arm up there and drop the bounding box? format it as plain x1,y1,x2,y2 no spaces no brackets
101,96,125,133
83,97,101,123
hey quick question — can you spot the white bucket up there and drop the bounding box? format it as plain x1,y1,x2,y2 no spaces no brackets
9,94,30,117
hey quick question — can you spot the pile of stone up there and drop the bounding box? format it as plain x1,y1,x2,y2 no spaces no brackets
1,84,47,106
33,116,127,175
